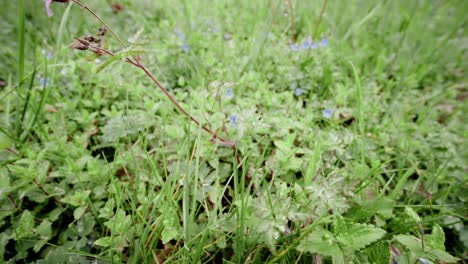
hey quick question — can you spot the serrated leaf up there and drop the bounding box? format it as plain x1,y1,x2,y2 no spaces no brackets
101,112,154,143
73,206,87,220
93,237,112,248
336,222,386,250
33,240,47,253
428,249,459,263
404,206,421,223
350,197,395,220
297,228,342,256
104,209,131,234
36,220,52,240
394,235,424,254
362,240,391,264
425,224,445,250
16,210,35,239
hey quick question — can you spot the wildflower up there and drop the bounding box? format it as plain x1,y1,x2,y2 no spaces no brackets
45,0,69,17
47,52,53,60
225,88,234,99
322,109,333,119
290,44,300,51
182,43,189,52
174,29,185,41
224,33,232,40
301,39,314,49
40,78,49,88
295,88,303,96
318,38,329,47
229,115,237,126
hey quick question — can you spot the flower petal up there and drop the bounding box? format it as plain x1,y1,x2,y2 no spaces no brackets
45,0,53,17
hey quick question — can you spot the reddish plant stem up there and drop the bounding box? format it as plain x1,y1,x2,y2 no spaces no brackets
68,1,245,172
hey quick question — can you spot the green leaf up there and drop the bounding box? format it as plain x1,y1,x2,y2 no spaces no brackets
428,249,459,263
425,224,445,250
101,112,154,143
36,219,52,240
297,228,342,256
361,240,391,264
335,221,386,250
16,210,35,239
104,209,132,234
349,197,395,220
404,206,421,223
73,206,87,220
61,190,91,207
93,237,112,248
394,235,424,254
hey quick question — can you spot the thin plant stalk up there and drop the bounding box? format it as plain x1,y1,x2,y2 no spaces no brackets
67,0,243,166
313,0,328,41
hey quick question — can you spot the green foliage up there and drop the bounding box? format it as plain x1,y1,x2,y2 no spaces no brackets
297,215,386,262
0,0,466,262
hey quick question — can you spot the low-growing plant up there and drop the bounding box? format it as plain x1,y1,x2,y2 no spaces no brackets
0,0,466,263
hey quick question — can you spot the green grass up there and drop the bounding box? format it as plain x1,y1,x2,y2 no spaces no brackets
0,0,467,263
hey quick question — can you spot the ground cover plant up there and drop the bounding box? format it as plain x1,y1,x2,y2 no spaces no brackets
0,0,467,263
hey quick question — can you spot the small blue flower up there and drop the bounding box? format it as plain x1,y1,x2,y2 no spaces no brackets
226,88,234,99
290,44,300,51
322,109,333,119
182,43,189,52
224,33,232,40
46,52,53,60
39,78,49,88
295,88,303,96
302,39,313,49
229,115,237,126
174,29,185,41
319,38,329,47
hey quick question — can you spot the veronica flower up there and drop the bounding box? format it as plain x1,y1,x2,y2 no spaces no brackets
295,88,303,96
225,88,234,99
40,78,49,88
322,109,333,119
290,44,300,51
45,0,69,17
318,38,329,47
229,115,237,126
174,29,186,41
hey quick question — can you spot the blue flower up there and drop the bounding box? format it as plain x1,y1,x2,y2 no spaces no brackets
47,52,53,60
322,109,333,118
182,43,189,52
319,38,329,47
226,88,234,99
40,78,49,88
295,88,303,96
301,39,313,49
229,115,237,126
290,44,300,51
174,29,185,41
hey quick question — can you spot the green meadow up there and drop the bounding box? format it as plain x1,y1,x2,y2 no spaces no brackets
0,0,466,263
